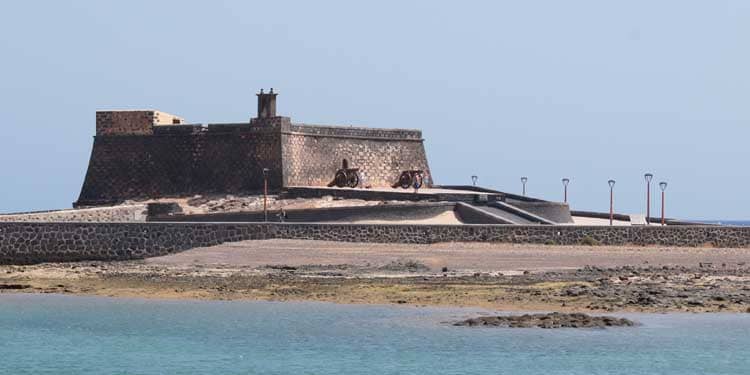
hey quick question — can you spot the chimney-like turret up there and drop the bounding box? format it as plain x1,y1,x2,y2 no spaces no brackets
256,88,278,118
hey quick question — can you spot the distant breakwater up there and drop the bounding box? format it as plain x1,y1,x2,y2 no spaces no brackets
2,222,750,264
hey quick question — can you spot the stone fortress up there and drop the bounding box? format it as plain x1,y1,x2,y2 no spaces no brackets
71,89,588,226
76,89,432,207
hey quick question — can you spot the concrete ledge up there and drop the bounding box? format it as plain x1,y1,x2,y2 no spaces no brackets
454,203,517,224
436,185,546,203
281,187,500,203
489,202,557,225
507,201,573,224
2,222,750,265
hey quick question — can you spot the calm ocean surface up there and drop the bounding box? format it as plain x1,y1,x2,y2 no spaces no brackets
1,295,749,374
695,220,750,226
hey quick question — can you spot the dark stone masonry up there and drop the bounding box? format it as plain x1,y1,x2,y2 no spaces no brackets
76,90,431,206
1,222,750,265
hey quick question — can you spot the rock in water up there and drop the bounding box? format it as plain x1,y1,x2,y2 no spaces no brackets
453,312,635,328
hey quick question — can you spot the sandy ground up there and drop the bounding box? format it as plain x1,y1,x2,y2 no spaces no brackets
146,239,750,272
2,240,750,313
350,210,461,225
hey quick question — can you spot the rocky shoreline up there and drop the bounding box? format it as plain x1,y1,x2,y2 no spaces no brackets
550,264,750,312
2,259,750,313
454,312,636,328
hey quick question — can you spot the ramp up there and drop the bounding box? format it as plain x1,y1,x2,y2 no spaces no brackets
629,214,646,226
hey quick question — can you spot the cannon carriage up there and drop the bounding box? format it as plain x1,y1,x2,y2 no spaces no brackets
332,168,361,188
393,170,424,189
327,159,361,188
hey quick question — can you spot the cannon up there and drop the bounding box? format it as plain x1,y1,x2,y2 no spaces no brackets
328,168,360,188
393,170,424,189
328,159,361,188
332,168,360,188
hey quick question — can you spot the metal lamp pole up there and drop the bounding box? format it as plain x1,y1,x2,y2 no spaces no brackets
262,168,270,222
521,176,528,196
471,175,478,187
659,181,668,226
644,173,653,224
562,178,570,203
608,179,616,226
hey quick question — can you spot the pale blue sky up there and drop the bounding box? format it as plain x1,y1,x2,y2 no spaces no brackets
1,1,748,219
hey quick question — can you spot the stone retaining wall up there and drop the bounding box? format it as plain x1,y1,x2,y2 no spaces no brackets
0,205,147,223
1,222,750,265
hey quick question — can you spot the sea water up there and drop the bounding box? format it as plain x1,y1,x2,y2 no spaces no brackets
689,220,750,226
0,294,748,375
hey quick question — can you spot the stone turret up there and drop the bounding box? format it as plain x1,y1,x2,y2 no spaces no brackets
256,88,278,118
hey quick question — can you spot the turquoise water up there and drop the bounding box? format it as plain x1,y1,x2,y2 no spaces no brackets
1,295,749,374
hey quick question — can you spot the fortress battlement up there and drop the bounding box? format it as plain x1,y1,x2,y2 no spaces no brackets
95,110,186,136
95,113,424,141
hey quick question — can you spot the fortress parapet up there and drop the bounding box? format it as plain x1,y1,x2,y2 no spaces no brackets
95,110,186,136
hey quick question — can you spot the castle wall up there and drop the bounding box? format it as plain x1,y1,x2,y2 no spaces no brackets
281,124,432,188
76,122,284,206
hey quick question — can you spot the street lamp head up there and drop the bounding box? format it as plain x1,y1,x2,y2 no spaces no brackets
644,173,653,183
659,181,668,191
521,176,528,184
262,168,270,176
608,179,616,188
562,178,570,186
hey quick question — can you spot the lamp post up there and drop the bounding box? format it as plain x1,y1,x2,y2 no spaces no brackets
644,173,653,225
659,181,668,226
262,168,270,222
608,179,616,226
471,175,478,187
521,176,528,196
562,178,570,203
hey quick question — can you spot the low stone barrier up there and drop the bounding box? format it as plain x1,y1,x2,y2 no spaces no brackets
0,205,147,223
1,222,749,265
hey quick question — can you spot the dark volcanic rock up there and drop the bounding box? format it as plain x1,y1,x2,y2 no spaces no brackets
454,312,636,329
0,284,31,290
